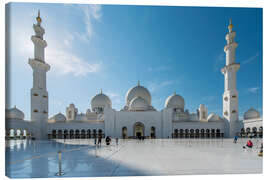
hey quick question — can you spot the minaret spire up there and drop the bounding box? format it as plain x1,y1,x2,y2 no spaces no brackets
138,80,140,86
221,19,240,137
28,10,50,140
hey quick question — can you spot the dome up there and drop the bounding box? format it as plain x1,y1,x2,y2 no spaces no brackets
126,82,151,106
6,106,24,120
129,97,149,111
53,113,66,122
207,113,220,122
244,108,260,120
91,91,112,111
165,93,185,109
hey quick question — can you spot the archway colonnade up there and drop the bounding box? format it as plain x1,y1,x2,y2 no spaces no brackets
5,128,33,139
48,129,105,139
172,128,223,139
122,126,156,139
240,127,263,138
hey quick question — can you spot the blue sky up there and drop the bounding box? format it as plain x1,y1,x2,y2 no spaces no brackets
6,3,262,120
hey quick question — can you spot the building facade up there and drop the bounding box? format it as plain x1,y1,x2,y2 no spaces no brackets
5,12,263,140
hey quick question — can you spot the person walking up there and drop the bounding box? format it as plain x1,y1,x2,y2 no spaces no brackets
94,136,97,146
116,137,119,146
246,139,253,148
98,135,102,147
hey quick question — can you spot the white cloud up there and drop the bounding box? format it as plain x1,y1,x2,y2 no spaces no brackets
77,4,102,42
46,48,102,76
247,87,260,94
242,52,261,64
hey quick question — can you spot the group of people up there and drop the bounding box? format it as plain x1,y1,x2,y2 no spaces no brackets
233,135,263,156
94,136,119,147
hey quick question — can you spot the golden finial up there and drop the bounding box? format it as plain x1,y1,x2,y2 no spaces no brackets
228,19,233,30
36,10,42,23
138,80,140,86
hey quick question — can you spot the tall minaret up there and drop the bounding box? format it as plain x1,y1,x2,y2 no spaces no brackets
221,19,240,137
29,10,50,140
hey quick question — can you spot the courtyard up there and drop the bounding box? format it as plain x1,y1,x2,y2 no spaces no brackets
5,138,262,178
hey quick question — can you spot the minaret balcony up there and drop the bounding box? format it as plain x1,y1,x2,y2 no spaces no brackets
221,63,240,74
29,58,50,72
31,36,47,47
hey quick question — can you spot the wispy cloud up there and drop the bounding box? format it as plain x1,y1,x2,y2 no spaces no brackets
213,52,225,72
242,52,261,65
46,49,102,76
76,4,102,42
247,87,260,94
147,80,175,93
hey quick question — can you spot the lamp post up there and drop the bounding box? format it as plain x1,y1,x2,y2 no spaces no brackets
55,150,65,176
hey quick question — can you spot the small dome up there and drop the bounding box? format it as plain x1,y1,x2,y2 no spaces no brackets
129,97,149,111
244,108,260,120
126,82,151,106
207,113,220,122
6,106,24,120
91,91,112,111
165,93,185,110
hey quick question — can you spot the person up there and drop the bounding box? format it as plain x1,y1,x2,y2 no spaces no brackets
116,137,119,146
233,135,238,143
98,135,102,147
94,136,97,146
106,136,111,146
258,143,263,157
246,139,253,148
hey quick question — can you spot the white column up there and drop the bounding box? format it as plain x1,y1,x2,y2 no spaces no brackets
28,11,50,140
221,20,240,137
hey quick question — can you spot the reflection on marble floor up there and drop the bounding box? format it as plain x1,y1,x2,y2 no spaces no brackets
5,138,263,178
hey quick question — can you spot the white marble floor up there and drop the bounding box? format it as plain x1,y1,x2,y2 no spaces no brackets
5,138,263,178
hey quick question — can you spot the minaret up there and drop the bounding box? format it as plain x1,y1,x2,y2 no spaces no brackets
221,19,240,137
29,10,50,140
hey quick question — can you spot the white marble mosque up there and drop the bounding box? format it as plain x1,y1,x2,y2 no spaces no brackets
5,12,263,140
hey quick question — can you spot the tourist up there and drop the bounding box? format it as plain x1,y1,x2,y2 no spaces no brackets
94,136,97,145
246,139,253,148
233,135,238,143
106,136,111,146
258,143,263,157
98,135,102,147
116,137,119,146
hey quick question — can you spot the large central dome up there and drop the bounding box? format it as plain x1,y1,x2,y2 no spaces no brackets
125,81,151,106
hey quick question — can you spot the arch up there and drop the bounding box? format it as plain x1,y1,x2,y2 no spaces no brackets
81,129,86,139
93,129,97,138
133,122,145,139
246,127,251,133
190,129,195,138
179,129,184,138
16,129,22,139
150,126,156,139
259,126,263,138
195,129,200,138
75,129,80,139
174,129,178,138
87,129,91,138
64,129,68,139
185,129,189,138
58,130,63,139
216,129,221,138
52,129,57,139
206,129,210,138
211,129,215,138
200,129,205,138
122,127,127,139
70,129,74,139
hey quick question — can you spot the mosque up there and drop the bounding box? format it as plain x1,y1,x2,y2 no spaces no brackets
5,12,263,140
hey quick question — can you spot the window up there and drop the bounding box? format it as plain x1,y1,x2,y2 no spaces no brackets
33,93,38,96
34,109,38,113
224,97,228,101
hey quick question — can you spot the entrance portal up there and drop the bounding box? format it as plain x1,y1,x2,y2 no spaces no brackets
133,122,144,139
